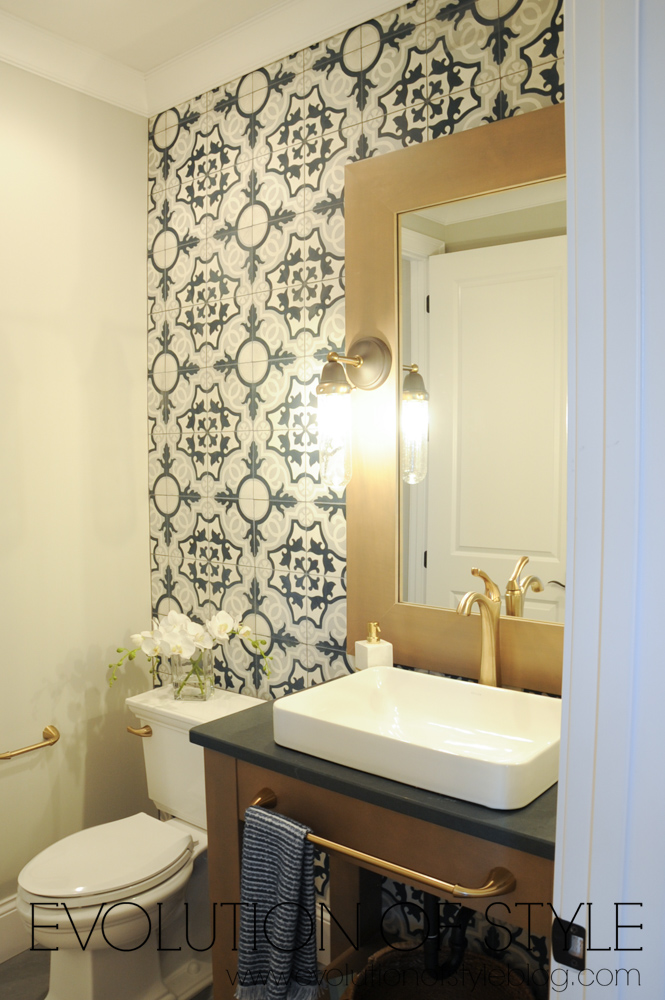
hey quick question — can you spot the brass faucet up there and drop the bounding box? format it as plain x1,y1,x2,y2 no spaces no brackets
504,556,543,617
456,568,501,687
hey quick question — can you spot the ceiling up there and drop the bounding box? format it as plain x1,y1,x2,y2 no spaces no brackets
0,0,394,116
0,0,285,73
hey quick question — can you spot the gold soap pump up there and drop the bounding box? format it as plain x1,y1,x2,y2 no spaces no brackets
354,621,394,670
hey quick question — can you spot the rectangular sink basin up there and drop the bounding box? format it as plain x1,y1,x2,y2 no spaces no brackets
273,667,561,810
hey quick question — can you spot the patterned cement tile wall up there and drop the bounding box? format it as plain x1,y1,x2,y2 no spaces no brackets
147,0,564,699
147,2,563,980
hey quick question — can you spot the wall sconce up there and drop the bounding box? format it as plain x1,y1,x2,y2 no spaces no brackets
316,338,392,489
401,364,429,485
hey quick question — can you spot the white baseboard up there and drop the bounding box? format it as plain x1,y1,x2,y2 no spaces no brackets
0,895,30,965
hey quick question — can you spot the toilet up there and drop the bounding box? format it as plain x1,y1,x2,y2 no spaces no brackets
16,686,261,1000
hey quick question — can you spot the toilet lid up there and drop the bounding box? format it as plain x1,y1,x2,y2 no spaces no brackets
18,813,193,904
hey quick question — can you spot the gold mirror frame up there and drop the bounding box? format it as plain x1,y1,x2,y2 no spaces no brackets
345,104,565,695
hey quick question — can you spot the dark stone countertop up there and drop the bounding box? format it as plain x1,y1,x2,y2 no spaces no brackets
190,700,556,861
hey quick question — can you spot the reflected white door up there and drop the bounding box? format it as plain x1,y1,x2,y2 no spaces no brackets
425,236,567,621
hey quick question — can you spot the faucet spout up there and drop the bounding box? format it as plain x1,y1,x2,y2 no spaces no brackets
456,591,501,687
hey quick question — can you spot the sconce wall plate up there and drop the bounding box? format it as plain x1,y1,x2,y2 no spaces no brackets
345,337,392,391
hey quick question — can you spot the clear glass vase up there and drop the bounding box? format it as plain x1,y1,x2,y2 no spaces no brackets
171,648,214,701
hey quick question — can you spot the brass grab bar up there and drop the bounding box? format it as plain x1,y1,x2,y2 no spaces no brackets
248,788,515,899
0,725,60,761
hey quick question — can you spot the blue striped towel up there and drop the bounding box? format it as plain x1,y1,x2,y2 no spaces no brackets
236,806,320,1000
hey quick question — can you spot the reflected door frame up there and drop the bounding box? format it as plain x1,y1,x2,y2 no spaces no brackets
400,228,442,605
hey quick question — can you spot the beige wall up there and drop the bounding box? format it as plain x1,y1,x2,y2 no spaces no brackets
0,62,152,905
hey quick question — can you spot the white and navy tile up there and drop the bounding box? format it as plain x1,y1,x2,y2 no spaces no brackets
361,20,431,130
499,58,564,116
149,94,208,195
212,633,260,695
249,568,311,647
254,641,311,700
308,637,353,684
426,72,502,138
303,25,382,136
148,194,203,310
173,246,246,354
209,56,302,160
498,0,563,79
151,551,212,622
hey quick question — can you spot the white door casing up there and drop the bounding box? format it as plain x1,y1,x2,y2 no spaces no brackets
553,1,665,996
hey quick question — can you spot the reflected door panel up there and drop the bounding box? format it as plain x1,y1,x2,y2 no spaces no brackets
425,236,567,621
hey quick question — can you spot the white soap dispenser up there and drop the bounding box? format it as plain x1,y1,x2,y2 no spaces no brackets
354,621,393,670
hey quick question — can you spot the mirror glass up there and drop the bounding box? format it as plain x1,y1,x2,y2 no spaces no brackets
400,179,567,624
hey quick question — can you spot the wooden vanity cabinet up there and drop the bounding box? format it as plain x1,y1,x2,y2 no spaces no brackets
203,748,554,999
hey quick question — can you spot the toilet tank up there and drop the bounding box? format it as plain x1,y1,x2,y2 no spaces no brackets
126,686,262,829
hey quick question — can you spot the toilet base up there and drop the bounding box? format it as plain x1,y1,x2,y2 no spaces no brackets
28,851,213,1000
41,899,213,1000
46,946,176,1000
162,955,213,1000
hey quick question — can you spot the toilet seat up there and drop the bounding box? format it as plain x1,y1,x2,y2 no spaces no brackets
17,857,194,941
18,812,193,907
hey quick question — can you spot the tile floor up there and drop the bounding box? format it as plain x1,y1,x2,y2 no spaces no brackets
0,950,214,1000
0,951,48,1000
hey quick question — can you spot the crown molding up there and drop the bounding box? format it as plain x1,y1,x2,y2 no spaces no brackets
144,0,404,117
0,9,148,115
0,0,400,119
400,229,446,260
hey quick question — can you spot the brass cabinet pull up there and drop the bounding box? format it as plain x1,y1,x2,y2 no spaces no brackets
0,725,60,761
127,725,152,738
247,788,516,899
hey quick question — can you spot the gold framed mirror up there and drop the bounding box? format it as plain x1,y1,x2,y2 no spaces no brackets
345,105,565,694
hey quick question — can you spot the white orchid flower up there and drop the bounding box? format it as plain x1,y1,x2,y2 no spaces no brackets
186,620,215,650
162,629,196,659
206,610,236,643
235,623,252,639
131,628,168,658
161,610,192,633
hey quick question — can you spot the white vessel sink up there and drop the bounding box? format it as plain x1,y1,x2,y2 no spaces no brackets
273,667,561,810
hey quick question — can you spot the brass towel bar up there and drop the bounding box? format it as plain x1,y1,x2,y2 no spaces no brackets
0,725,60,761
249,788,516,899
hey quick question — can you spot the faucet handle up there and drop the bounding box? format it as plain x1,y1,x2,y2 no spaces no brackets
507,555,530,590
471,568,501,603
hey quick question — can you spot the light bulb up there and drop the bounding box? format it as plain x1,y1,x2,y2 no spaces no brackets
317,391,353,489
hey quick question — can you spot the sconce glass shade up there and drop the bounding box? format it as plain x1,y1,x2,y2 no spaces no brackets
401,368,429,485
317,361,353,489
315,339,392,489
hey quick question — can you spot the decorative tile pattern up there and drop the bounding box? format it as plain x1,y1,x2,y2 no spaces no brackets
146,2,563,742
148,0,563,697
382,880,551,1000
146,1,562,969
